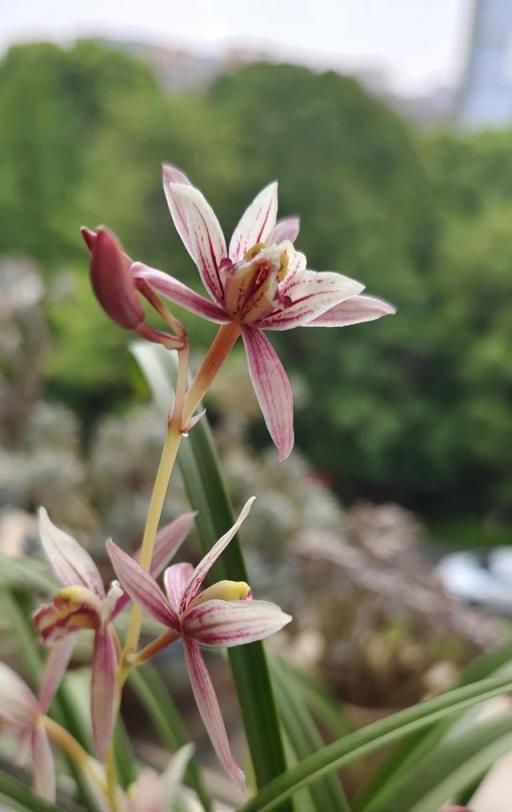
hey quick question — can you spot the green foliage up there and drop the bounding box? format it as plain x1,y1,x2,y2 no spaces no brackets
3,41,512,517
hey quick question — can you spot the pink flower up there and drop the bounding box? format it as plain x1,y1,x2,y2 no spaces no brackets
32,508,195,760
107,498,291,793
88,744,194,812
81,226,187,350
0,641,73,801
130,165,395,460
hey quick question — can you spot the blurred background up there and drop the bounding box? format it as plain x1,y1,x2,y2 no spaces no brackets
3,0,512,778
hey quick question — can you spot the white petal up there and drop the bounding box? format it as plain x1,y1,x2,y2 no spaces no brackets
229,182,278,261
183,599,292,647
38,508,105,598
167,183,227,303
0,663,38,727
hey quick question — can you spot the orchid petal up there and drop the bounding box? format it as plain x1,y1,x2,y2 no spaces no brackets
180,498,255,611
183,599,292,648
38,508,105,598
91,627,118,761
0,663,38,727
84,227,145,330
162,164,195,256
229,182,278,262
130,769,164,812
106,541,178,628
133,263,229,324
38,636,75,714
167,183,227,303
183,638,246,793
304,293,397,327
160,743,194,801
32,722,56,802
241,327,294,460
260,270,365,331
271,217,300,245
111,512,196,619
164,563,194,612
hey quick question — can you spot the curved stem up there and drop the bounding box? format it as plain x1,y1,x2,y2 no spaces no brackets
182,322,241,423
43,716,107,793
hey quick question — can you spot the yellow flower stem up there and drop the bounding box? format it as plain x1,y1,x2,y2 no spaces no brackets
182,322,241,424
132,628,181,666
43,716,107,793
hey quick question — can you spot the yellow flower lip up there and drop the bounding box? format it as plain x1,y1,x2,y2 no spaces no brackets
188,580,252,609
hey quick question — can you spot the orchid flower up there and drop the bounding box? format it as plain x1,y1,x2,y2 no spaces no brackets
107,498,291,792
33,507,195,760
0,641,73,801
127,165,396,460
89,744,194,812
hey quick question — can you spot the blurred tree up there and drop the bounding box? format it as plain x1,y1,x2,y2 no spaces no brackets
0,40,158,265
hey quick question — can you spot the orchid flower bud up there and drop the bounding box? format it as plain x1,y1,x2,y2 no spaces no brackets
81,226,145,329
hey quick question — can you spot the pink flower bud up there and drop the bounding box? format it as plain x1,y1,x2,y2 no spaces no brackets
81,226,145,329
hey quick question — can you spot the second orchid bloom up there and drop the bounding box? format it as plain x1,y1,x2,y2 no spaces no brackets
108,497,291,792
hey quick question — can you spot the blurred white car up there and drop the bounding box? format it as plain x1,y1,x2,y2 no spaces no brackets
437,547,512,615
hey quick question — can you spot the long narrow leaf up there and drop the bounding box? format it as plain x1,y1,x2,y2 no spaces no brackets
238,670,512,812
355,637,512,810
0,771,64,812
361,712,512,812
270,658,351,812
131,343,294,812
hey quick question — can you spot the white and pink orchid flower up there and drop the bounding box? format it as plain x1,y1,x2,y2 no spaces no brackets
127,165,396,460
107,497,291,793
0,641,74,801
32,507,195,760
89,744,194,812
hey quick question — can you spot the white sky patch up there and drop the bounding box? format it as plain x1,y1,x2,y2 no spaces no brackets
0,0,472,96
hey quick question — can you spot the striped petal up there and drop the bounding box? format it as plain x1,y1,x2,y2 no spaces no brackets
111,512,196,619
229,182,278,262
183,599,292,648
132,263,229,324
180,498,255,612
38,508,105,598
304,293,396,327
91,628,118,761
271,217,300,245
32,722,56,802
259,270,365,331
0,663,38,727
183,637,246,793
106,541,178,628
166,182,227,304
241,327,294,460
38,636,75,714
164,563,194,612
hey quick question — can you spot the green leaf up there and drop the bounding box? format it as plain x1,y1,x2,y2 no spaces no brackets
113,719,137,788
131,343,294,812
361,712,512,812
237,670,512,812
270,658,351,812
355,637,512,810
129,664,211,811
0,771,64,812
277,659,351,741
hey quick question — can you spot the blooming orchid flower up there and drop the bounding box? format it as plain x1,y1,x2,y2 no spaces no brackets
128,165,396,460
33,507,195,760
89,744,194,812
107,498,291,792
0,641,73,800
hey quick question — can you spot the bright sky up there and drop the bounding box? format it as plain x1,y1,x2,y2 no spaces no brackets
0,0,472,95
